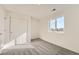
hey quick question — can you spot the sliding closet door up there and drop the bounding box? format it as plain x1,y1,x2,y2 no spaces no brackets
0,17,4,46
11,16,28,44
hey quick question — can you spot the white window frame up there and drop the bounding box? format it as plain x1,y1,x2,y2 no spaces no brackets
48,16,64,33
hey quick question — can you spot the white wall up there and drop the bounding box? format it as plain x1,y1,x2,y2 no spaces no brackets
31,17,40,39
0,6,7,46
40,5,79,53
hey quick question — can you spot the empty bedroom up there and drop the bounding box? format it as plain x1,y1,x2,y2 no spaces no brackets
0,4,79,55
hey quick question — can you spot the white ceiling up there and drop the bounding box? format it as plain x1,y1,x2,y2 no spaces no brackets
3,4,66,19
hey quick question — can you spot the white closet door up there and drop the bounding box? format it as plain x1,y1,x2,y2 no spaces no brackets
11,17,28,44
0,17,5,45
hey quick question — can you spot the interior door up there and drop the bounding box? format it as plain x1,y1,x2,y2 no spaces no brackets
11,16,28,45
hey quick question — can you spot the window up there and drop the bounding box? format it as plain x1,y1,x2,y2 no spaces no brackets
49,16,64,32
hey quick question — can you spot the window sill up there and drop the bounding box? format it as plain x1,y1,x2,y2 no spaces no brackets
54,31,64,33
48,30,64,33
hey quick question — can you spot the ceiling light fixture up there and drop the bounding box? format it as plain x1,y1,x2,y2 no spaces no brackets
51,8,56,12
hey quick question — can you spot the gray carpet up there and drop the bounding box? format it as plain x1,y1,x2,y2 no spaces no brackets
0,39,79,55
